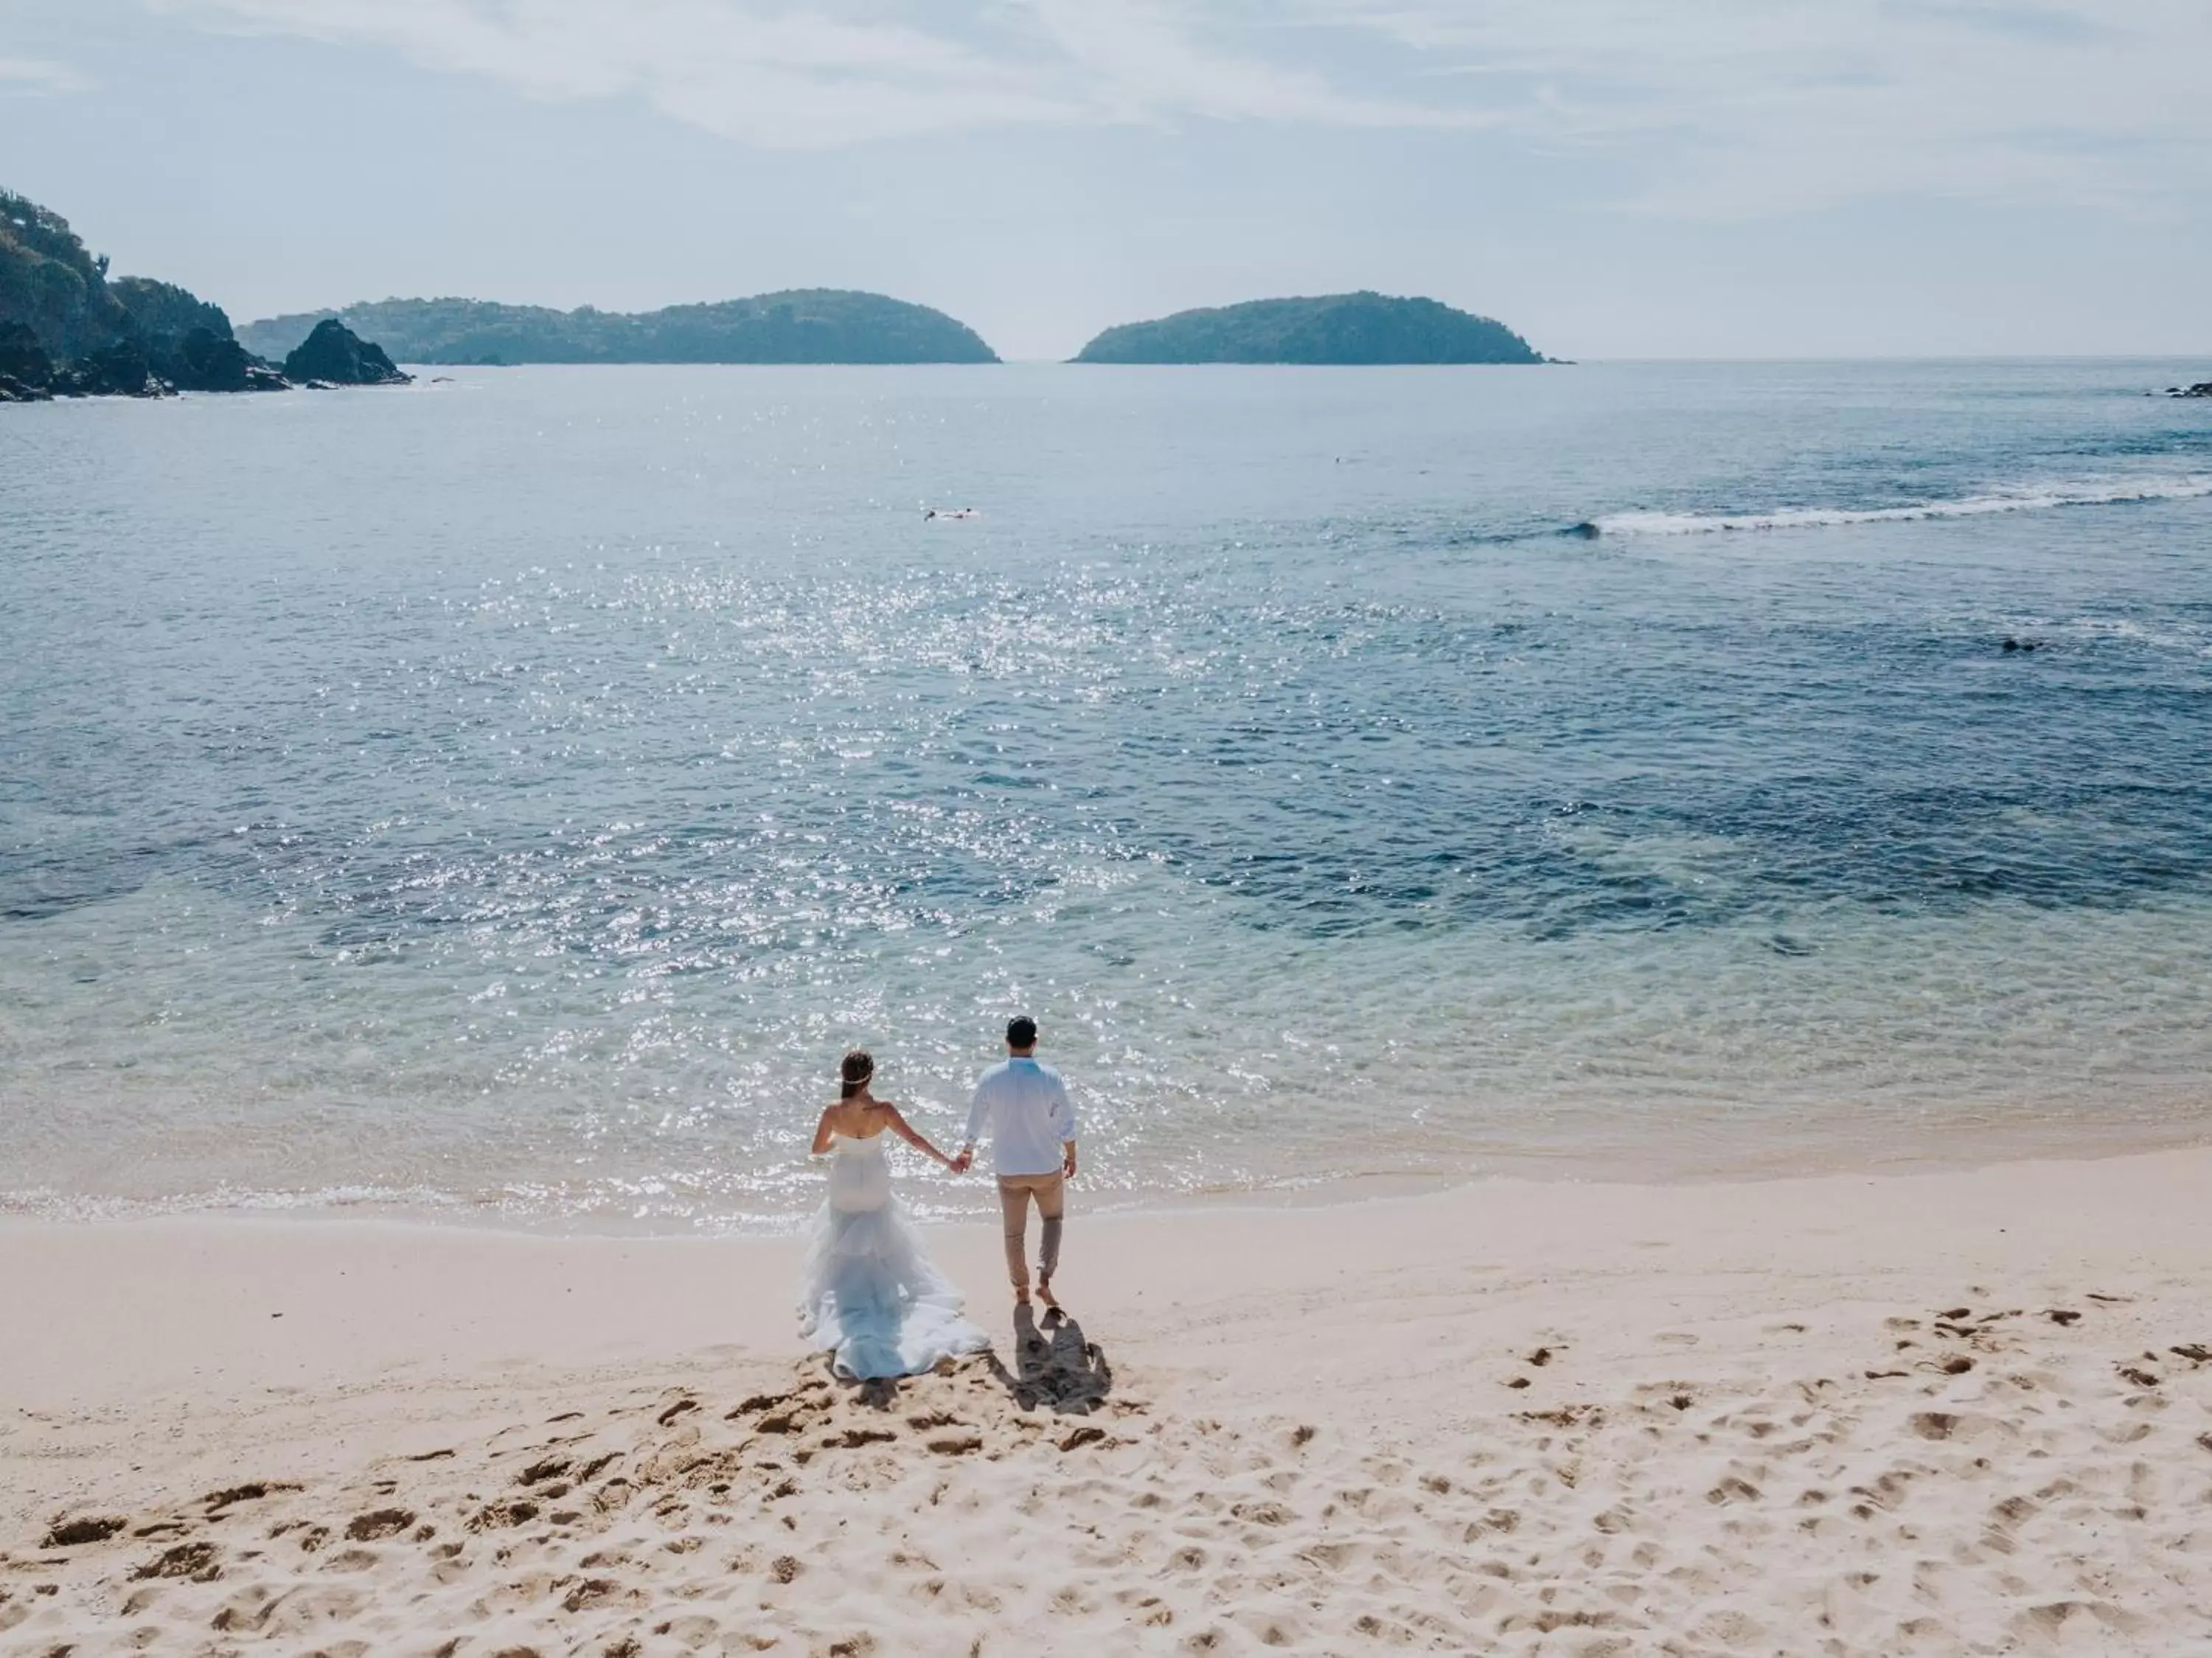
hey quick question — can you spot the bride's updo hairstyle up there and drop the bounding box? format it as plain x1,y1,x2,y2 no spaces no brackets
839,1049,875,1099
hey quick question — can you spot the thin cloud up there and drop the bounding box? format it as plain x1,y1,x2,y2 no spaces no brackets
145,0,2212,212
153,0,1475,147
151,0,1072,145
1028,0,1478,131
1309,0,2212,213
0,55,91,94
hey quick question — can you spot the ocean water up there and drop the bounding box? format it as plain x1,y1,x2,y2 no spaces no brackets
3,359,2210,1229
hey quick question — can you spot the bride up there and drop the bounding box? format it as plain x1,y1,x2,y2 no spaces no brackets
798,1050,990,1379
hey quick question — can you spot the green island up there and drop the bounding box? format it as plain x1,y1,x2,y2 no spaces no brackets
1073,291,1544,365
237,294,1000,366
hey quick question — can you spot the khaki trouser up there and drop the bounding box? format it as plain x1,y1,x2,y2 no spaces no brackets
996,1172,1065,1289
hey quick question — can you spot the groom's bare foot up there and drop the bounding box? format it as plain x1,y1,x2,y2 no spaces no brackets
1036,1277,1061,1311
1013,1286,1032,1305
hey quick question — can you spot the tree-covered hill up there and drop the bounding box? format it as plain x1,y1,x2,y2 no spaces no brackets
1,189,134,360
238,293,1000,365
1074,292,1544,365
109,277,234,344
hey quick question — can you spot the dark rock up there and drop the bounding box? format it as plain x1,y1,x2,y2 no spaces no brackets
54,341,172,398
0,371,52,401
282,319,411,386
165,326,288,392
2171,381,2212,398
0,319,54,389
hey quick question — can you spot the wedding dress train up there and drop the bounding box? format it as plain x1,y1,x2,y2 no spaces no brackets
798,1134,990,1379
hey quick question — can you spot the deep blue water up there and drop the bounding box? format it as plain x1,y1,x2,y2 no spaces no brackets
3,360,2210,1226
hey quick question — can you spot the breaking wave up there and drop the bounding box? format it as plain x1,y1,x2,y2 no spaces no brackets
1579,476,2212,538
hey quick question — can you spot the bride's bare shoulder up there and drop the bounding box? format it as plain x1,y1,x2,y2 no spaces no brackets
825,1100,894,1138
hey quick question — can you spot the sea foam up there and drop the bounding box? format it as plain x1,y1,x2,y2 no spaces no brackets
1585,476,2212,538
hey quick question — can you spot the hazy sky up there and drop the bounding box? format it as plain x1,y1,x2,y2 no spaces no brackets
4,1,2208,360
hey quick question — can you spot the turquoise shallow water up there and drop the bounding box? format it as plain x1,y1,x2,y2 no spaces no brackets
3,360,2211,1227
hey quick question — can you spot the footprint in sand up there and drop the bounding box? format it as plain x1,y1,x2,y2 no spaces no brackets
343,1508,416,1541
133,1541,220,1582
202,1482,299,1513
43,1515,128,1548
466,1499,539,1531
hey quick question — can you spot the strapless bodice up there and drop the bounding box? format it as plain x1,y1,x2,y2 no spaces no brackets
825,1133,891,1213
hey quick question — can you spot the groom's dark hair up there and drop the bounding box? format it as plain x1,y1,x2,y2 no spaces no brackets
1006,1016,1037,1050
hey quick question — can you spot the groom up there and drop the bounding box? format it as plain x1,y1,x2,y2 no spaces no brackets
954,1016,1078,1308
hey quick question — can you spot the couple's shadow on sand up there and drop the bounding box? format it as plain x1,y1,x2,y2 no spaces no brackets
841,1305,1112,1416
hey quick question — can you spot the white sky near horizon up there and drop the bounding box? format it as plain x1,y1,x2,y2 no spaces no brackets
2,1,2208,361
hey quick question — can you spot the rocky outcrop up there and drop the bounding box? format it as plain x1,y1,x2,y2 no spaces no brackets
1,188,408,403
0,321,54,398
164,326,288,392
0,313,149,397
108,280,287,390
1,319,52,384
283,318,411,386
52,341,171,398
2168,381,2212,398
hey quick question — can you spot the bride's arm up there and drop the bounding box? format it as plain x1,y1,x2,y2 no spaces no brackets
810,1106,837,1156
879,1103,954,1169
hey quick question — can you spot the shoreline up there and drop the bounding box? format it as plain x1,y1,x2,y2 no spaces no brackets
7,1144,2210,1651
7,1106,2210,1240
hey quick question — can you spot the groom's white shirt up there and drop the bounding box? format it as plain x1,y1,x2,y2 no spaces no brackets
965,1057,1077,1176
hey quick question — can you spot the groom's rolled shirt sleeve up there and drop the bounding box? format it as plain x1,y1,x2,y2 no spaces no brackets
964,1081,992,1149
1053,1077,1077,1142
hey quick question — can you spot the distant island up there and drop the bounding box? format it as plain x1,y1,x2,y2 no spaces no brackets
1073,292,1545,365
1,188,406,399
237,294,999,366
4,183,997,399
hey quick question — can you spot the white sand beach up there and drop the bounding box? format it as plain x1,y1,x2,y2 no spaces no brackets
5,1146,2211,1656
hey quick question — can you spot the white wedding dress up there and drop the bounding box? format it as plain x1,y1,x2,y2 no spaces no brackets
798,1134,990,1379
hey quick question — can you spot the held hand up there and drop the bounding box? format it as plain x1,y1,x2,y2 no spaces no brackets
952,1149,973,1175
1062,1150,1078,1179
